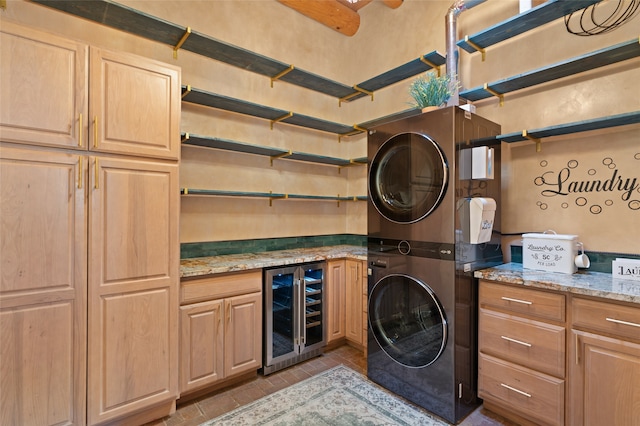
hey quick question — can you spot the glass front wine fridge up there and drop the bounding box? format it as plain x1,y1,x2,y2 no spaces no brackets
263,262,326,375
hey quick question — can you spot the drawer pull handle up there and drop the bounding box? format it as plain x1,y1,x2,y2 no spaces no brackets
501,335,532,347
500,383,531,398
605,317,640,328
501,296,532,305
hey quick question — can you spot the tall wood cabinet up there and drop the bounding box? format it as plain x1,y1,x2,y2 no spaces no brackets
0,21,181,426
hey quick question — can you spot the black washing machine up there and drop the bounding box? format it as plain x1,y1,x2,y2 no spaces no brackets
367,243,479,424
366,107,503,424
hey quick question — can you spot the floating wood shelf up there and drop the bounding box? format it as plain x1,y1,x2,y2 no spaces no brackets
460,38,640,104
495,111,640,143
181,133,363,167
32,0,444,102
182,86,358,136
457,0,602,56
180,188,366,203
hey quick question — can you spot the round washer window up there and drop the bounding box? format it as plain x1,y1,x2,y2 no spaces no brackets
369,132,448,224
368,274,447,368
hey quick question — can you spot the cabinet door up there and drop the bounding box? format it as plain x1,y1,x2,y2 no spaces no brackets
0,22,88,149
345,260,363,345
87,156,179,425
89,47,180,159
569,330,640,426
0,146,87,425
224,292,262,378
180,299,224,393
325,260,346,343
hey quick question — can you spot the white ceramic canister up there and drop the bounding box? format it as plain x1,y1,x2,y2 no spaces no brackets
522,231,579,274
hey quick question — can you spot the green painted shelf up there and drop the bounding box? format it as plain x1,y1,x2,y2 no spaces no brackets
181,133,362,167
32,0,444,101
457,0,602,55
180,188,366,203
460,38,640,104
495,111,640,143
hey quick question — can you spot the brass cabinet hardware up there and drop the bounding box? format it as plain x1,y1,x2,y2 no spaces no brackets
500,335,532,347
500,296,532,305
500,383,531,398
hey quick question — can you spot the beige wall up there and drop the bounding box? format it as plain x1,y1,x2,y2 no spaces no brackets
2,0,638,253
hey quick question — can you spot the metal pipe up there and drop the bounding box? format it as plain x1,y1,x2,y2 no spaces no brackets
445,0,488,106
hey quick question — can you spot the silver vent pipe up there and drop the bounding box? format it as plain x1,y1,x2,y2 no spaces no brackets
446,0,487,106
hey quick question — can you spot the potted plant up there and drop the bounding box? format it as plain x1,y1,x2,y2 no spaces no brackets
408,72,456,111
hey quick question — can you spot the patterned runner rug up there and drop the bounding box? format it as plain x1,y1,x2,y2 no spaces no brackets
201,365,450,425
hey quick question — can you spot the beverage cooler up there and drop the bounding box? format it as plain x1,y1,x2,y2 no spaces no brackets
263,262,326,375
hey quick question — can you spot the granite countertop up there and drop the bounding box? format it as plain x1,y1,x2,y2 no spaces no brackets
180,245,367,278
475,263,640,304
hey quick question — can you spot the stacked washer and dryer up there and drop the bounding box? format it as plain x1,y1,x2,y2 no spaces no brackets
366,106,503,424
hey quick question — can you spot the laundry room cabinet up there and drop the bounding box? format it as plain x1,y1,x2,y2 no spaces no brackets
325,259,366,349
326,260,346,343
0,22,181,426
477,280,567,426
568,297,640,426
179,271,263,395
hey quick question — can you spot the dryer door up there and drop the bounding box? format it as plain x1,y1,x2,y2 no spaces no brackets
368,132,448,224
369,273,447,368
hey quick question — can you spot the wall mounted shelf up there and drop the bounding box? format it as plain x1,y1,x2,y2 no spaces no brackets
33,0,444,103
460,38,640,104
180,188,366,206
182,86,359,136
490,110,640,151
456,0,602,57
181,133,365,167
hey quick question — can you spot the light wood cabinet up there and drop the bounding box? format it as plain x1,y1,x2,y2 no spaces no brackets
0,146,87,426
89,47,180,160
345,259,365,347
0,22,180,426
326,260,346,343
179,271,262,395
568,297,640,426
87,156,179,425
0,22,180,161
0,21,88,149
478,280,566,426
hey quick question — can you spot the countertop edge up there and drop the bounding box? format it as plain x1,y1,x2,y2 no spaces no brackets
475,263,640,305
180,245,367,279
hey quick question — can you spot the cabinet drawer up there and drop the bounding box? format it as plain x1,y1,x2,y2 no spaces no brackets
479,308,565,377
181,270,262,304
479,354,564,426
480,280,565,322
572,297,640,341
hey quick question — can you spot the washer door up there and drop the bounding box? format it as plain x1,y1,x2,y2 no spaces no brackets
369,274,447,368
369,132,448,224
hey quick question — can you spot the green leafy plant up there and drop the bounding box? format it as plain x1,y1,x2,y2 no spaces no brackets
408,72,456,109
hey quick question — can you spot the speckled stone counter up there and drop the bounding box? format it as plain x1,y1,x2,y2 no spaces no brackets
180,245,367,278
475,263,640,304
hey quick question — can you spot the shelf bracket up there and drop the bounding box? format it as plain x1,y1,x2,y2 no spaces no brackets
419,56,442,76
270,150,292,166
270,65,295,88
338,124,367,142
464,35,486,61
182,188,189,195
269,192,288,206
483,83,504,107
338,85,374,107
181,132,190,143
181,85,192,99
0,0,6,10
173,27,191,59
522,130,542,152
270,112,293,129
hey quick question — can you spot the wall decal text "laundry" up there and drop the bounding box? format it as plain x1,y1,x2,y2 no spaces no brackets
537,168,639,201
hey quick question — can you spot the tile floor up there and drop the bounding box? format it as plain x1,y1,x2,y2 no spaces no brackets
145,345,516,426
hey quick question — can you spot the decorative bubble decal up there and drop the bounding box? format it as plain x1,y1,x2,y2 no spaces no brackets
532,155,639,214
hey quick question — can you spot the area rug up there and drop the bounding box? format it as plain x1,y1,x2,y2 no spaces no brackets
201,365,449,425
